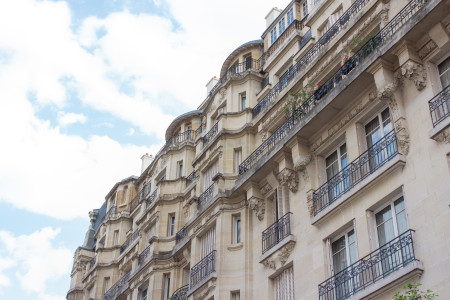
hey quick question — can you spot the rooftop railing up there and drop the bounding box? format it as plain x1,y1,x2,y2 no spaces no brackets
155,128,198,159
313,131,398,216
318,230,416,300
190,250,216,289
429,84,450,127
203,122,218,144
262,212,292,254
171,285,189,300
120,229,140,254
138,245,151,265
105,205,116,220
240,0,428,175
252,0,372,118
103,270,131,300
198,183,215,209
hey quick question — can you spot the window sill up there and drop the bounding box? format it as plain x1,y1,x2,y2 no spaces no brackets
429,115,450,142
227,242,243,251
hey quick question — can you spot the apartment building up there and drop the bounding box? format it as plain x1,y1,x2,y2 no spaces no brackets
66,0,450,299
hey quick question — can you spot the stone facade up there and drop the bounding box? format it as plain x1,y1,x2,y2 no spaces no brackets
67,0,450,300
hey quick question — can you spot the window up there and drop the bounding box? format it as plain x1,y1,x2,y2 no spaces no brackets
240,93,246,111
140,288,148,300
103,277,110,295
325,143,348,201
273,266,294,300
113,230,119,246
200,226,216,258
244,55,252,70
302,2,308,17
140,182,146,201
270,27,278,45
279,68,291,89
186,124,192,140
321,7,343,37
123,186,128,204
163,274,170,300
365,108,395,169
168,214,175,236
177,161,183,178
234,148,242,173
203,160,219,191
232,214,241,244
438,56,450,87
231,291,240,300
279,17,286,34
287,8,294,25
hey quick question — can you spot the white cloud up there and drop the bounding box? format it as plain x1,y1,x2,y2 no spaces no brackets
57,111,87,126
0,257,15,293
0,227,72,300
128,128,135,135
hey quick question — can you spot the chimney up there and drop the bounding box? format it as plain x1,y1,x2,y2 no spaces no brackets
206,76,219,96
141,153,154,174
265,7,282,28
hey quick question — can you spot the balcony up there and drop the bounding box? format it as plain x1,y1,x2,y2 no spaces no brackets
252,0,373,118
171,285,188,300
262,212,292,254
89,256,96,269
145,188,158,208
318,230,421,300
103,270,131,300
240,0,428,176
186,170,198,186
198,183,215,209
176,225,188,243
313,131,399,216
203,122,218,145
120,229,139,254
190,250,216,289
429,84,450,142
138,245,151,265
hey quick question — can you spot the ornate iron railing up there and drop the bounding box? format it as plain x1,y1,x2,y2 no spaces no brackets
155,128,198,159
260,76,270,91
262,212,292,254
89,256,96,269
103,270,131,300
145,188,158,208
313,131,398,216
105,205,116,220
252,0,372,118
171,285,189,300
176,225,188,243
198,183,215,209
429,84,450,127
262,19,304,64
240,0,428,175
319,230,416,300
120,229,140,254
190,250,216,288
138,245,151,265
186,170,197,186
203,122,218,144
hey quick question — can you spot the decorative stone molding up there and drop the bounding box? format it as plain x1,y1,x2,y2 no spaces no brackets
218,87,227,100
193,278,217,300
277,169,299,193
248,197,265,221
183,205,189,218
418,39,438,60
260,182,273,196
401,61,427,91
278,243,295,265
395,118,410,155
380,3,390,27
293,154,311,172
433,127,450,143
260,128,269,142
262,258,276,270
306,191,314,217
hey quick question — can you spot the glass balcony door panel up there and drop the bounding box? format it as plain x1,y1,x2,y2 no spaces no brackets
325,144,348,204
365,108,393,171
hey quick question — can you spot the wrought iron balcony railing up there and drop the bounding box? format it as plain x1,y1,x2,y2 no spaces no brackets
203,122,218,144
103,270,131,300
262,19,304,65
89,256,96,269
190,250,216,288
198,183,215,209
319,230,416,300
176,225,188,243
155,128,198,159
171,285,189,300
145,188,158,208
240,0,428,175
120,229,140,254
262,212,292,254
105,205,116,220
138,245,151,265
252,0,371,118
313,131,399,216
186,170,198,186
429,84,450,127
260,76,270,91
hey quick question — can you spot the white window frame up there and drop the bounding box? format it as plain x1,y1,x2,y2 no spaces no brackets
273,266,295,300
232,214,241,244
163,274,170,300
113,230,119,246
177,161,183,178
324,142,348,181
239,92,247,111
140,288,148,300
234,148,242,173
330,226,357,275
364,107,392,148
168,213,176,236
231,290,240,300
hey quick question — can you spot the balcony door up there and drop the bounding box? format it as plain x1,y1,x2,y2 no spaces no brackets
331,229,357,299
325,143,348,203
365,108,394,171
200,226,216,259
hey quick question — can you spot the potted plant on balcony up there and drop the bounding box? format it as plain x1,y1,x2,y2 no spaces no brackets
340,56,356,75
284,89,309,118
312,82,326,101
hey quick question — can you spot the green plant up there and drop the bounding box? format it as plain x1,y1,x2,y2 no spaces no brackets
284,89,310,118
351,33,375,50
393,283,438,300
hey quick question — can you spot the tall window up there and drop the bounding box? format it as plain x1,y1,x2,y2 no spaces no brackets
232,214,241,244
438,56,450,87
177,161,183,178
168,214,175,236
200,226,216,258
234,148,242,173
365,108,394,169
163,274,170,300
270,27,278,45
279,17,286,34
325,143,348,201
231,291,241,300
140,182,146,201
123,186,128,204
244,55,252,70
240,92,247,111
103,277,110,295
321,7,343,37
302,2,308,17
140,288,148,300
203,160,218,191
274,266,295,300
186,124,192,140
331,228,357,299
113,230,119,246
287,8,294,25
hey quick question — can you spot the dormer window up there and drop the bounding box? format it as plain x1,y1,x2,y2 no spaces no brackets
287,8,294,25
279,17,286,34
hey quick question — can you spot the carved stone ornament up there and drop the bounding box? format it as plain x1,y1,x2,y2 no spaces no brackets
278,243,295,265
193,278,217,300
183,205,189,218
380,3,390,27
260,183,273,196
262,258,276,270
401,61,427,91
277,169,299,193
260,129,269,142
395,119,410,155
433,127,450,144
248,197,265,221
418,39,438,60
306,191,314,217
293,154,312,172
218,87,227,100
76,261,86,272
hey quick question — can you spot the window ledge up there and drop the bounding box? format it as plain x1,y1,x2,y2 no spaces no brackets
312,154,406,225
429,116,450,142
187,272,217,297
227,242,243,251
259,234,296,264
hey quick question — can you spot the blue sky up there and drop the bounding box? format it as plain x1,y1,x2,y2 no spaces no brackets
0,0,289,299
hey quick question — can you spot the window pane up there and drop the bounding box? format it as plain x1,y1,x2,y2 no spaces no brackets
365,117,381,147
439,56,450,87
381,108,392,135
394,198,408,234
326,151,339,179
332,236,347,273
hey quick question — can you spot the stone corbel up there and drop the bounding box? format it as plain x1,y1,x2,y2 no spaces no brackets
394,118,410,155
278,243,295,265
379,3,390,27
277,168,299,193
401,61,427,91
306,190,314,217
433,127,450,143
294,153,312,184
262,258,276,270
248,197,265,221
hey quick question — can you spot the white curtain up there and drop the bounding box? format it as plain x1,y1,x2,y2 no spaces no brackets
274,267,294,300
200,226,216,258
203,160,218,191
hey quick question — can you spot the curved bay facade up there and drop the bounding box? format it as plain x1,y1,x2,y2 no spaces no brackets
67,0,450,299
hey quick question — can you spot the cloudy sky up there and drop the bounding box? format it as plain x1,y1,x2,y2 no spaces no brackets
0,0,291,299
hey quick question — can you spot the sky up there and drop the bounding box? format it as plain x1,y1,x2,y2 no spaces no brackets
0,0,291,299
